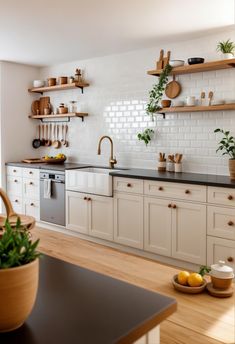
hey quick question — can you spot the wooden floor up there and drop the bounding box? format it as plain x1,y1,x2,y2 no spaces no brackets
32,227,235,344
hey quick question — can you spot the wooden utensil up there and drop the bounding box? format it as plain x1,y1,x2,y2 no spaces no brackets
0,188,35,232
39,97,50,116
200,91,206,106
156,49,164,70
32,125,41,149
31,100,40,115
40,125,46,146
168,154,175,163
63,124,68,147
52,125,61,149
163,51,171,68
61,125,65,145
45,124,52,146
208,91,213,106
165,75,181,99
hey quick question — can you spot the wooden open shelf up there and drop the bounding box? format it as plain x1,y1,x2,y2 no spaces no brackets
29,112,88,122
158,103,235,115
28,81,89,94
148,58,235,77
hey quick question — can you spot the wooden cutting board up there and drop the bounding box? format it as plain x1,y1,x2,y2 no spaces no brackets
165,75,181,99
31,100,40,115
22,158,46,163
39,97,50,116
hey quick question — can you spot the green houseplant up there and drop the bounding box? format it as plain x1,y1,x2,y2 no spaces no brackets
0,203,40,332
214,128,235,180
137,64,172,145
217,39,235,59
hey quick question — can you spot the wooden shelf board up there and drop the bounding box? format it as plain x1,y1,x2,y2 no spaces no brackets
148,58,235,76
29,112,88,119
28,82,89,93
158,103,235,114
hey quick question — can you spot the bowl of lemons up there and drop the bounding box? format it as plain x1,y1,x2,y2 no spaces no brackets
172,270,207,294
42,153,67,164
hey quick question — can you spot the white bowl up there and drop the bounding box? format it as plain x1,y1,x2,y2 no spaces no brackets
33,80,45,88
169,60,185,67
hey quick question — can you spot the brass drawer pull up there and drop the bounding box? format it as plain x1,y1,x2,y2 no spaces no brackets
185,189,190,194
168,204,172,208
228,195,233,200
127,183,132,187
158,186,163,191
227,257,234,262
172,204,177,209
228,221,234,226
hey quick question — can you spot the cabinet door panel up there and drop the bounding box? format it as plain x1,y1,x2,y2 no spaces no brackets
207,206,235,240
114,193,143,249
23,178,40,201
23,199,40,221
172,201,206,264
89,195,113,241
7,176,22,196
144,197,172,256
66,191,88,234
207,236,235,271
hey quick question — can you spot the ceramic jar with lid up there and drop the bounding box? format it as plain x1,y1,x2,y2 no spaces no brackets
210,260,234,290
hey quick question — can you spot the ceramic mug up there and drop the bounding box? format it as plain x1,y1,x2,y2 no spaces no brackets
186,96,196,106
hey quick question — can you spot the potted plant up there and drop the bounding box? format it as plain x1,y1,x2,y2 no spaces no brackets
214,128,235,180
217,39,235,59
0,219,40,332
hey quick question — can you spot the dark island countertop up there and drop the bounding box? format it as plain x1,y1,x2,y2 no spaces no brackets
0,255,176,344
110,168,235,188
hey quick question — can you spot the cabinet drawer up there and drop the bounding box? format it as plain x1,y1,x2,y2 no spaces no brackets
23,199,40,221
6,166,22,177
207,236,235,271
144,180,206,202
208,186,235,207
23,168,39,180
7,176,22,196
9,196,23,214
207,206,235,240
113,177,143,194
23,178,39,200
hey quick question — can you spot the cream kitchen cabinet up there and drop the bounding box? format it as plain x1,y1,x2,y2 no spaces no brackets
207,236,235,271
144,197,172,256
66,191,113,240
171,201,207,265
114,192,144,249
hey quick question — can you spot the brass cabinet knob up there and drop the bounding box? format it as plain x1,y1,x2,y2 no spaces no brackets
185,189,190,194
168,204,172,208
172,204,177,209
228,195,233,200
158,186,163,191
84,197,87,200
227,257,234,262
127,183,132,187
228,221,234,226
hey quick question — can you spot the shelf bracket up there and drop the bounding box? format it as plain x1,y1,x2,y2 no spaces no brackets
157,112,166,119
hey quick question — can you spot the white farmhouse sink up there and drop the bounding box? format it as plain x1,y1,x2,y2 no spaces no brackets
66,167,121,196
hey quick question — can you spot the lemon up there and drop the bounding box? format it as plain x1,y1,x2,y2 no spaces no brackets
188,273,203,287
177,271,190,285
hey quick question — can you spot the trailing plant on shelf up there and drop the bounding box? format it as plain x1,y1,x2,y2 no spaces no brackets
214,128,235,180
137,64,172,146
0,219,40,269
137,128,154,146
217,39,235,58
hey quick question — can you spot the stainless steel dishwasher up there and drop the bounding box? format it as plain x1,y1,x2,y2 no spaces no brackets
40,170,65,226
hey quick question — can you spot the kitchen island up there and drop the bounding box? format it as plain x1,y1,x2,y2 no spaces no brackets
0,255,176,344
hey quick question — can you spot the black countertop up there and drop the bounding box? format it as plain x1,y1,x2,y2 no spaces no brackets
110,168,235,188
0,255,176,344
6,162,235,188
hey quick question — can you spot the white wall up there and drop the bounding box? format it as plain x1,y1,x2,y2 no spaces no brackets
0,61,39,187
39,28,235,175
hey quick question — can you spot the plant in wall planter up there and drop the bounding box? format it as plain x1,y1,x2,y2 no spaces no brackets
214,128,235,180
0,214,40,332
137,64,172,145
217,39,235,59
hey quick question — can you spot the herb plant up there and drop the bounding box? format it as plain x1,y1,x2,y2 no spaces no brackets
0,219,40,269
214,128,235,159
137,128,154,146
199,265,211,277
217,39,235,55
146,64,172,119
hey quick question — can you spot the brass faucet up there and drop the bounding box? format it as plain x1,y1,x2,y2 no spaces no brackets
97,136,117,169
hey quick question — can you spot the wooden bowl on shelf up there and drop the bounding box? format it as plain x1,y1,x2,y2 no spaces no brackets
41,157,66,164
172,274,207,294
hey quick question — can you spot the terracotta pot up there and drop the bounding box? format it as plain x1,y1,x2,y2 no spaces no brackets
161,99,171,108
0,259,39,332
211,276,233,290
58,76,68,85
229,159,235,180
58,107,68,114
47,78,56,86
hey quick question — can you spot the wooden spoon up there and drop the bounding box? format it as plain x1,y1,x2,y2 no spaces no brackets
45,124,52,146
40,125,46,146
63,124,68,147
52,124,61,149
60,124,65,145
